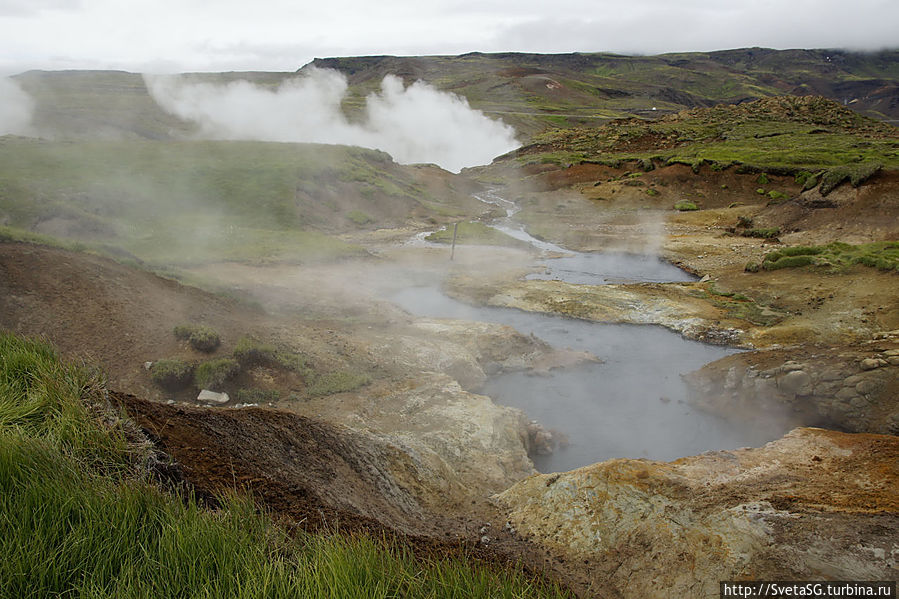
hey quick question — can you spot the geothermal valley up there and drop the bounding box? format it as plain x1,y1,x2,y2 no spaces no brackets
1,50,897,597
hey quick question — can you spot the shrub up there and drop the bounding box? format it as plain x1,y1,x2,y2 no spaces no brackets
150,359,193,390
763,255,815,270
741,228,780,239
645,188,660,197
232,337,311,376
233,336,278,367
767,190,789,202
674,201,699,211
744,262,760,273
756,173,770,185
236,388,280,403
194,358,240,391
779,245,824,257
173,324,221,353
347,210,372,226
755,188,766,195
737,215,754,228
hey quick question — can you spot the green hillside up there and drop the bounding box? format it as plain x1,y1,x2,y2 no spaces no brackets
13,48,899,142
506,95,899,177
0,137,480,266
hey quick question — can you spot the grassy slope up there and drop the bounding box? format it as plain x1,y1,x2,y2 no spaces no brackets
14,48,899,142
507,96,899,177
0,136,479,266
0,331,569,598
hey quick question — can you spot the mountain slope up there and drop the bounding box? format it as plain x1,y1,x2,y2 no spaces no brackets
13,48,899,142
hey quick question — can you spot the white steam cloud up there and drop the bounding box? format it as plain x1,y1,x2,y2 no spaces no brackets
144,68,518,172
0,78,34,135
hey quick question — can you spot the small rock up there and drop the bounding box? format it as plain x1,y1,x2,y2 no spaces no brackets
819,368,844,381
480,536,490,545
856,379,885,395
860,358,884,371
850,396,869,409
835,387,858,401
888,357,899,366
778,370,811,396
883,349,899,357
143,361,153,370
843,374,865,386
197,389,229,405
699,274,711,283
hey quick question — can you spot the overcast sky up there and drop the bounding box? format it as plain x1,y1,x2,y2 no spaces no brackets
1,0,897,74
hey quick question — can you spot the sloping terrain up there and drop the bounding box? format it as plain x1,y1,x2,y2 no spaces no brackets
310,48,899,131
13,48,899,142
0,136,482,266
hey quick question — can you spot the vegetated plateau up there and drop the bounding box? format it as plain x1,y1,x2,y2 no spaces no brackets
1,48,898,598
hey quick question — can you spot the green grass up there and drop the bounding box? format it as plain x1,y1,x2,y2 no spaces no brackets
236,388,280,404
0,137,468,267
425,221,527,247
746,241,899,272
515,96,899,180
233,336,311,377
688,285,783,326
308,371,371,397
0,332,571,598
149,359,194,390
674,200,699,211
174,324,221,352
194,358,240,391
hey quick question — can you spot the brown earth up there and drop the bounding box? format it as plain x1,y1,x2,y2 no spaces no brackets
497,427,899,598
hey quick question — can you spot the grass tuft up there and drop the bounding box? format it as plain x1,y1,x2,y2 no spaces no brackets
149,359,194,391
674,200,699,211
173,324,221,353
194,358,240,391
308,371,371,397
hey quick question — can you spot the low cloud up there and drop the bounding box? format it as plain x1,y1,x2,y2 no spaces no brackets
144,68,519,172
0,77,33,135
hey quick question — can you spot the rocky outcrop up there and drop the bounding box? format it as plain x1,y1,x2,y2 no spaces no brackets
365,318,598,390
446,275,752,346
685,335,899,435
495,428,899,599
297,372,536,506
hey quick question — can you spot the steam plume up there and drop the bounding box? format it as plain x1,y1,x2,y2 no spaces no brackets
0,78,33,135
144,68,518,172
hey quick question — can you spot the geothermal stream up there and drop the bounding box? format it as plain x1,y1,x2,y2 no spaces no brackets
393,190,778,472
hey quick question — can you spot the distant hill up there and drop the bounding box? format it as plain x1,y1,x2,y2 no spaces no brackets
12,48,899,141
307,48,899,135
